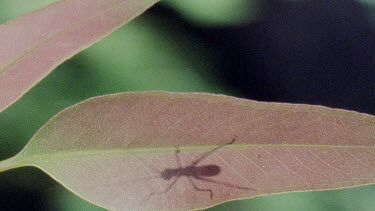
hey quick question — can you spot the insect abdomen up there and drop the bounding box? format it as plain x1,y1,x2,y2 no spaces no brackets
194,165,220,177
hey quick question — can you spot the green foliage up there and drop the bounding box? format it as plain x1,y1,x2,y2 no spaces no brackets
163,0,259,25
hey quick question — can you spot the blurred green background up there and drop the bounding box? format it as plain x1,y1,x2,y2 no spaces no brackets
1,0,375,210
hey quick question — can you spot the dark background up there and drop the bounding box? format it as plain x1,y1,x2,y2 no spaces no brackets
155,0,375,114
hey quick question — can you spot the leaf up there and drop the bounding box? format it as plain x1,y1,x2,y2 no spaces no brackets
0,92,374,210
0,0,159,113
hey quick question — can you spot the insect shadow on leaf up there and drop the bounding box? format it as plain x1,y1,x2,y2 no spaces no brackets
150,137,254,199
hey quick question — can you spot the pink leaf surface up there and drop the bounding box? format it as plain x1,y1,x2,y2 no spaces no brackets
0,92,374,210
0,0,159,112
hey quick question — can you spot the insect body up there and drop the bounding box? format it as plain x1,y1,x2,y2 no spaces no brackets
151,138,252,199
161,164,220,180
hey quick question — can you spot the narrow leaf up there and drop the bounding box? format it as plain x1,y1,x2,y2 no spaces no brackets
0,0,159,112
1,92,374,210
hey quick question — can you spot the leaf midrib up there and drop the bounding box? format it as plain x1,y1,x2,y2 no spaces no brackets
17,143,375,166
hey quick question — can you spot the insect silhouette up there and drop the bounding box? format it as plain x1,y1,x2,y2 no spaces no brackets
150,137,253,199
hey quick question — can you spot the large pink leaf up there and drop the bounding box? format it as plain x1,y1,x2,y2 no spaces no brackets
0,92,374,210
0,0,159,112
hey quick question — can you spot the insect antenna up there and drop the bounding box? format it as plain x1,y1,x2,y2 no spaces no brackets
191,137,236,166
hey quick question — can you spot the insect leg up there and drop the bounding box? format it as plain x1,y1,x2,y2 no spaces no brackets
131,155,162,182
194,176,254,190
187,176,213,199
150,176,179,197
174,147,183,168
